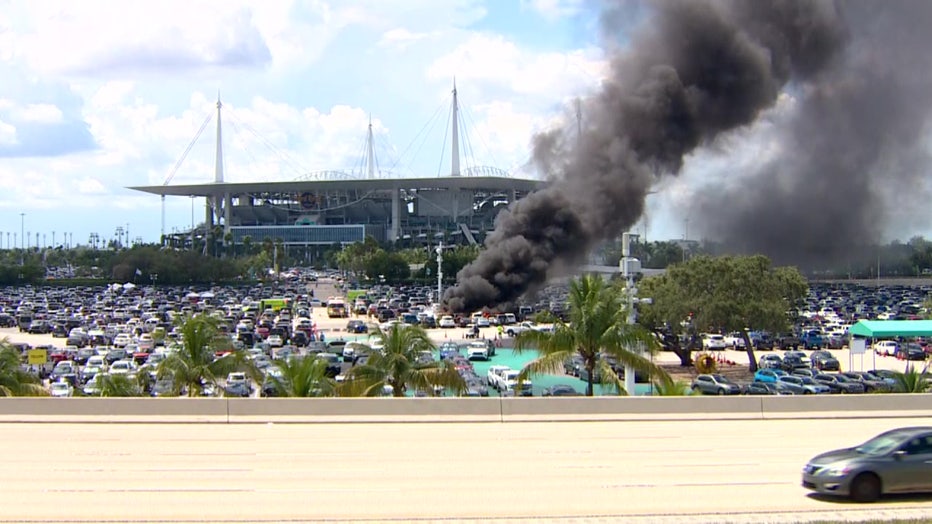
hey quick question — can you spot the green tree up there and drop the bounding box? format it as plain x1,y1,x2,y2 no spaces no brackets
344,324,466,397
224,231,234,258
0,342,47,396
365,249,410,284
651,376,696,396
336,236,381,276
514,275,669,396
157,314,256,396
96,373,150,397
892,363,930,393
265,357,338,397
638,255,808,373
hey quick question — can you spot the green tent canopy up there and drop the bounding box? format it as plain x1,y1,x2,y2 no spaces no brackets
848,320,932,338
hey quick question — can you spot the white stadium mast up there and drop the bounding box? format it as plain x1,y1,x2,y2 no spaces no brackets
450,79,461,177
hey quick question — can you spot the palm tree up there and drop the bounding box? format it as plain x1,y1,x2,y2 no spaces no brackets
0,341,47,396
651,376,695,396
892,363,930,393
96,373,149,397
265,356,337,397
344,324,466,397
157,314,256,397
515,274,670,396
224,231,234,258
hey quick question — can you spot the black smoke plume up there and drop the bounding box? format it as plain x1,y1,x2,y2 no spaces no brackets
692,1,932,269
444,0,845,313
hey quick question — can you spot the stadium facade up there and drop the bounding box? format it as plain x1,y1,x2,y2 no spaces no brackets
129,86,544,251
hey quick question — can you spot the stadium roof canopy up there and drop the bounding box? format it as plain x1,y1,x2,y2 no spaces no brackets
129,176,544,198
849,319,932,338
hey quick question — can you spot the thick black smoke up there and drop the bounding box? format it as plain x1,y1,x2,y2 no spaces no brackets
692,1,932,270
444,0,845,313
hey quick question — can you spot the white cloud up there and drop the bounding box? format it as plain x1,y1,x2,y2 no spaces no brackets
427,33,605,98
0,118,16,145
11,103,63,124
77,178,107,195
520,0,583,21
378,28,435,49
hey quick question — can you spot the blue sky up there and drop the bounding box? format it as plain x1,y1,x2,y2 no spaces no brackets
0,0,718,248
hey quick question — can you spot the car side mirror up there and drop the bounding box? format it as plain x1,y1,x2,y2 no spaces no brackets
893,450,907,460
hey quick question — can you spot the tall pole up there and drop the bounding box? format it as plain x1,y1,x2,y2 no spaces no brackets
19,213,24,250
575,98,582,146
450,80,460,177
621,232,645,396
214,95,224,184
366,115,376,180
436,242,444,306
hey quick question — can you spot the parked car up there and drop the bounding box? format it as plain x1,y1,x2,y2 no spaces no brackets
743,382,778,395
690,374,742,395
814,373,866,394
346,320,368,334
792,368,817,379
775,333,801,350
753,368,787,383
758,353,783,369
781,355,810,372
840,371,891,392
541,384,580,396
802,426,932,502
799,330,824,350
775,375,808,394
810,350,840,371
702,334,727,350
873,340,898,356
49,380,74,397
895,343,926,361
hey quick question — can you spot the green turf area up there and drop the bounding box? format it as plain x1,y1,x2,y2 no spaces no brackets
442,345,654,396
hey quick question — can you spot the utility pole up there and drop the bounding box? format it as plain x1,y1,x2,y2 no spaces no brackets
620,232,650,395
435,242,444,308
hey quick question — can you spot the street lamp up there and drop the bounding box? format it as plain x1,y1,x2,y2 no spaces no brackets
19,213,24,250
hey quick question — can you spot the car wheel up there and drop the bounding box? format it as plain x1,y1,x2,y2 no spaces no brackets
717,388,725,395
850,472,881,503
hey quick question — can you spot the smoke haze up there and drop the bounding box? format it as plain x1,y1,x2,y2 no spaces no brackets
444,0,847,313
693,1,932,268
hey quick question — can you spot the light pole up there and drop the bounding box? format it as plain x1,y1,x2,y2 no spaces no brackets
620,232,651,396
435,242,444,308
19,213,24,250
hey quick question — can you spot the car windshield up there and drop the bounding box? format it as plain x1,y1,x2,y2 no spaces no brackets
856,433,907,456
711,375,733,383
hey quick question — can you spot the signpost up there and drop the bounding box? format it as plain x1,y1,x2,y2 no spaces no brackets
27,349,47,366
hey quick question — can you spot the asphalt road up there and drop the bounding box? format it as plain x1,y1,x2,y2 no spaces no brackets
2,418,931,523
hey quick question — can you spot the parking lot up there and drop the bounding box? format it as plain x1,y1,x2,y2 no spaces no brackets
0,275,929,398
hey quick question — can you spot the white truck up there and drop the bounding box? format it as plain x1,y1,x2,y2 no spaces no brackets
499,369,533,396
505,321,545,337
487,365,510,389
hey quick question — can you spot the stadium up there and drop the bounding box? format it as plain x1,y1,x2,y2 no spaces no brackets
129,86,545,257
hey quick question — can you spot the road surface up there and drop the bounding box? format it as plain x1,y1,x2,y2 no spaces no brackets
1,417,931,523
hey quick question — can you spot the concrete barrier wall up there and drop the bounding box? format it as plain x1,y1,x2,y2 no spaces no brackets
760,393,932,419
0,398,228,423
500,396,764,422
227,398,502,423
0,395,930,423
